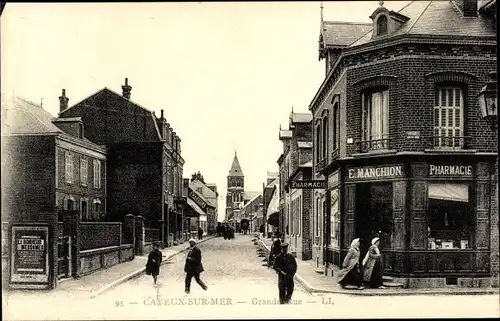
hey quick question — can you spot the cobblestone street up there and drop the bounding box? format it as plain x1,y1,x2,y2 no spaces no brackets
5,235,498,320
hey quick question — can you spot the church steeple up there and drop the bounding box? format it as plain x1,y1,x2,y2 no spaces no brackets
228,151,244,177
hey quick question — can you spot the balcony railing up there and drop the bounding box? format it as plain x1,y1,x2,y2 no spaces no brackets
431,136,472,149
315,158,327,173
355,138,390,153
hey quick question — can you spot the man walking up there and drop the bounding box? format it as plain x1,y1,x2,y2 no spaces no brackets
184,238,207,294
198,227,203,240
272,243,297,304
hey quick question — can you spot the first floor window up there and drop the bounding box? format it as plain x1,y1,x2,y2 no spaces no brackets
427,182,471,249
65,152,74,184
64,196,76,210
80,157,88,186
93,199,102,220
80,199,88,220
362,89,389,145
93,159,101,188
433,86,464,148
330,188,340,248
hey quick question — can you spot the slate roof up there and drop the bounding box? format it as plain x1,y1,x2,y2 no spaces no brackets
228,153,244,177
189,180,217,207
349,1,497,47
321,21,372,48
187,198,206,216
189,187,215,208
3,97,104,149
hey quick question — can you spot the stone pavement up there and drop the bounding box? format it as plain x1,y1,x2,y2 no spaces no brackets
258,238,499,296
3,235,215,302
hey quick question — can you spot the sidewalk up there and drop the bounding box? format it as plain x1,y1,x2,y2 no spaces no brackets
4,235,216,301
258,238,499,296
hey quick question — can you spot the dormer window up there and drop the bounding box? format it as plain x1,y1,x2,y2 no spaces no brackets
376,15,388,35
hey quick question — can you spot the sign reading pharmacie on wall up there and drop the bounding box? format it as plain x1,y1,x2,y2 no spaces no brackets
290,180,327,189
188,188,208,212
346,164,404,181
10,224,50,289
429,164,473,177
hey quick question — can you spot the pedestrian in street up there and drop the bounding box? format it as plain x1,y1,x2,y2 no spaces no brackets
145,242,163,287
362,237,386,289
267,237,282,268
272,243,297,304
184,238,207,294
198,227,203,240
337,238,364,290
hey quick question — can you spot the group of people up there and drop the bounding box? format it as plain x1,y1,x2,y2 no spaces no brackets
267,235,297,304
145,238,208,293
216,224,235,240
337,237,387,290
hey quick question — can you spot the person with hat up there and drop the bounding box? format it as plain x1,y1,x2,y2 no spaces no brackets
337,238,364,290
184,238,207,294
267,236,282,268
362,237,386,289
272,242,297,304
145,242,163,287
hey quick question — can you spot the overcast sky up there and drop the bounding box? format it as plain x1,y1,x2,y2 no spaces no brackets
1,1,410,222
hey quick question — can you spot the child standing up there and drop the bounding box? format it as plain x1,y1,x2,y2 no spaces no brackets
146,242,163,287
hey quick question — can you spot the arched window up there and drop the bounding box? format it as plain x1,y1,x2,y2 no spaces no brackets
322,114,329,159
377,15,388,35
315,123,321,161
332,103,339,150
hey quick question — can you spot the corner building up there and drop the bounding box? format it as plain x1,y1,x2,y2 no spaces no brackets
311,0,497,288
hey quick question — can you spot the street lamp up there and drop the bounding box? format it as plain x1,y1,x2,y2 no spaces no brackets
477,71,497,130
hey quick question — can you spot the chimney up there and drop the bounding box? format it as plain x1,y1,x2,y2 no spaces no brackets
122,77,132,99
161,109,164,120
59,89,69,112
455,0,478,17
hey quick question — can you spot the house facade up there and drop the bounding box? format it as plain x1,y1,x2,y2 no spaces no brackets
189,178,218,233
311,0,497,288
2,96,107,223
58,79,185,246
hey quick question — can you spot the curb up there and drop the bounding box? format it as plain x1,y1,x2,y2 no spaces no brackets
256,240,499,297
89,236,216,299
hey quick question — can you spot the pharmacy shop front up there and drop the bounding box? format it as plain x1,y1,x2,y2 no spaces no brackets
336,156,496,288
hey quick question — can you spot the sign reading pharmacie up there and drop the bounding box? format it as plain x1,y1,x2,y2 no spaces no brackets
346,164,404,181
188,188,208,212
429,164,473,177
10,224,50,289
290,180,326,189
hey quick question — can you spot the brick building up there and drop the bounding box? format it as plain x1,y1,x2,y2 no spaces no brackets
278,111,314,260
189,178,218,233
311,0,497,288
2,96,107,222
58,79,185,246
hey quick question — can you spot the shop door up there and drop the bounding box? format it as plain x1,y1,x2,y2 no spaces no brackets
355,183,393,253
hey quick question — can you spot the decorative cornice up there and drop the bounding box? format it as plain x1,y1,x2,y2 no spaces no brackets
352,74,398,89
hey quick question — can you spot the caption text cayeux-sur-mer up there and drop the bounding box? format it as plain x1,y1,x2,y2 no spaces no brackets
115,297,336,306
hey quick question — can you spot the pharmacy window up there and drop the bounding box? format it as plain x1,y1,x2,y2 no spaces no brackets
330,188,340,249
427,182,473,250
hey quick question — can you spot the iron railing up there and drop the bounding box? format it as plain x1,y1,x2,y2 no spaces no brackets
431,136,472,149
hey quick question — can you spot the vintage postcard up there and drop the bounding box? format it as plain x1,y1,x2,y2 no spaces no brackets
1,1,499,320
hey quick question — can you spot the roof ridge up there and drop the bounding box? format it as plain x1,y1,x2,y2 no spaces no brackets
396,0,416,14
324,21,372,25
405,0,433,34
15,96,59,133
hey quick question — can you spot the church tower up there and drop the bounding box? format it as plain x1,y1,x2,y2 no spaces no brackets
225,151,245,221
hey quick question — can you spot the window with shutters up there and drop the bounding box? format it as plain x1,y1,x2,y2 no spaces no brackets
93,159,101,188
65,152,74,184
80,157,88,186
433,86,465,148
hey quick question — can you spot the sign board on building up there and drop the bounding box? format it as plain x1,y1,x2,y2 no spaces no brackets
347,165,404,181
290,180,326,189
406,131,421,139
188,188,208,212
10,224,50,289
429,164,473,177
328,171,340,189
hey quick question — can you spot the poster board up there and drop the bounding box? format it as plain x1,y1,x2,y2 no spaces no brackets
9,223,51,289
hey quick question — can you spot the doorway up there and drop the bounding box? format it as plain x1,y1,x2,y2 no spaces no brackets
355,183,393,253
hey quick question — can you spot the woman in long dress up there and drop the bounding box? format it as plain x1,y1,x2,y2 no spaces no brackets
362,237,386,289
337,238,364,290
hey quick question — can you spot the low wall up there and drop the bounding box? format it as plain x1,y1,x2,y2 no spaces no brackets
79,244,134,276
80,222,122,251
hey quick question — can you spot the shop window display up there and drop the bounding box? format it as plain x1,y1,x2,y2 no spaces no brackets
427,183,472,249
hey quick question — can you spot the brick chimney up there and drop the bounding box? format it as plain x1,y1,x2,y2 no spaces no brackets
59,89,69,112
121,77,132,99
455,0,478,17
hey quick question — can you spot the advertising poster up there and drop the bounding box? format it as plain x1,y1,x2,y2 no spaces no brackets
10,224,50,289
